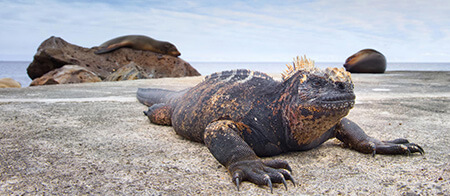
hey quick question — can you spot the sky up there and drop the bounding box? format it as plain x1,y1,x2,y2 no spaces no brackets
0,0,449,62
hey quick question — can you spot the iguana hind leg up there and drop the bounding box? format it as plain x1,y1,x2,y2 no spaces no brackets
335,118,424,156
203,120,295,193
144,103,172,126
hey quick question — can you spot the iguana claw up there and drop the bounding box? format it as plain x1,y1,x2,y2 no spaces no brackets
264,175,273,193
281,175,288,190
230,159,294,193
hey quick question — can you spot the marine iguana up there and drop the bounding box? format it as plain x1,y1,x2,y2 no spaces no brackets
137,56,423,192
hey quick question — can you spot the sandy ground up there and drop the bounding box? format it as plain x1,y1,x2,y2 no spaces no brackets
0,71,449,195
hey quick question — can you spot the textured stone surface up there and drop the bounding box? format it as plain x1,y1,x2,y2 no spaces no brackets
105,62,148,81
27,36,200,82
30,65,102,86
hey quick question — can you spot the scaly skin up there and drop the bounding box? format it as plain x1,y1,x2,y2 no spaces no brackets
137,65,424,193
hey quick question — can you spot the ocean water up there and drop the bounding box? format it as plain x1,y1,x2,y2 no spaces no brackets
0,61,33,87
1,61,449,87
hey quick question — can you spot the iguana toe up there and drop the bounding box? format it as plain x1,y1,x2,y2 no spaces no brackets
263,159,292,172
372,139,425,156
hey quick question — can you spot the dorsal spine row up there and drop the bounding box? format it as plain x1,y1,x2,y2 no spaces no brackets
205,69,274,83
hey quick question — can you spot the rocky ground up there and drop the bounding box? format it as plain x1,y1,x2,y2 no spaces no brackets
0,71,449,195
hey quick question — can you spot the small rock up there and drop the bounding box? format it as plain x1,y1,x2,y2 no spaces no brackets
0,78,21,88
30,65,102,86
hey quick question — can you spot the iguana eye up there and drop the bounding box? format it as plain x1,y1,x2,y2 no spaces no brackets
311,80,321,87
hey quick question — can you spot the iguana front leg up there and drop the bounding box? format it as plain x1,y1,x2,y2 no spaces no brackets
335,118,424,156
203,120,295,192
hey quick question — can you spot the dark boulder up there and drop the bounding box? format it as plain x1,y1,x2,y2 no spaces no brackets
343,49,387,73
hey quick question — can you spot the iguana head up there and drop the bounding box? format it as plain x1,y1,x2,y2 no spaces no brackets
282,56,355,113
280,56,356,145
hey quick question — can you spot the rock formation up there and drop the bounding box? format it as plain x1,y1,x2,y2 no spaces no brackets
27,36,200,85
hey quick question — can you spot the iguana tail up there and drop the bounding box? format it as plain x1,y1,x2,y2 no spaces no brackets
136,88,187,106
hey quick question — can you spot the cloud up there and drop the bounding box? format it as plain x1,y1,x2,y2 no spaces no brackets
0,0,449,62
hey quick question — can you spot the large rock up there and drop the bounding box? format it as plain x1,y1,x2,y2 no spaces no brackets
30,65,102,86
27,36,200,81
0,78,21,88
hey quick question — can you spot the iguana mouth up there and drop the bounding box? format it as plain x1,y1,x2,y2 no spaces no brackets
321,93,355,102
320,93,355,110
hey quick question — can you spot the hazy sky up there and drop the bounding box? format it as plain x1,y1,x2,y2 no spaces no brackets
1,0,449,62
